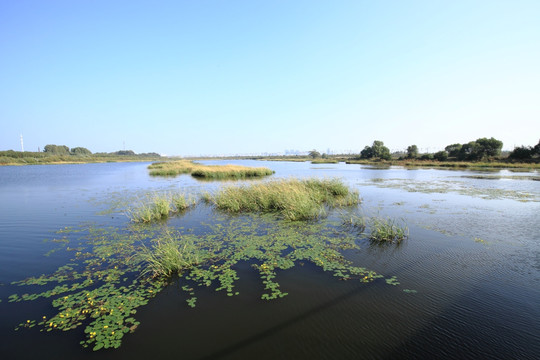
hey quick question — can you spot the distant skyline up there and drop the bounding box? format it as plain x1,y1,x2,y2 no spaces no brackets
1,1,539,156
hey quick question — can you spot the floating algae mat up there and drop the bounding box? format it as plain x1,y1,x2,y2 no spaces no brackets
8,209,405,351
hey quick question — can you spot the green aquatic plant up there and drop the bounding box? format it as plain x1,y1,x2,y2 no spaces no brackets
171,193,196,211
7,196,409,351
206,178,360,220
126,193,195,223
9,225,163,351
139,230,201,278
340,212,366,232
369,217,409,243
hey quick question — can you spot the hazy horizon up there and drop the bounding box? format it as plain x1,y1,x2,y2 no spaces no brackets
1,1,539,156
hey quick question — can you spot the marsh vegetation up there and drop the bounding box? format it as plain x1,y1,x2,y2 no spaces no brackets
0,147,160,165
203,178,360,220
148,160,274,179
8,206,399,351
368,217,409,243
3,160,539,359
6,176,413,351
126,193,196,223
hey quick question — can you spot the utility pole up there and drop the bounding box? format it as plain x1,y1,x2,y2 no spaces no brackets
20,134,24,152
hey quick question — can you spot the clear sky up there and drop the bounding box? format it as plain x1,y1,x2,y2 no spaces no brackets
1,0,539,156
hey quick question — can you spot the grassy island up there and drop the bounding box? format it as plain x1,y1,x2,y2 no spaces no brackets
148,160,274,179
203,178,360,220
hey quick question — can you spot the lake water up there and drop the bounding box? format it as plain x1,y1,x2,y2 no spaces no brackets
0,160,539,359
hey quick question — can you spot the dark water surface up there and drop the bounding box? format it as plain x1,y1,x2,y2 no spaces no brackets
1,161,539,359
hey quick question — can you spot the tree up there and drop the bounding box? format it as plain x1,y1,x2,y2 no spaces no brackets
115,150,136,156
406,145,418,159
475,137,503,158
43,144,70,155
371,140,391,160
359,146,373,159
70,147,92,156
308,150,321,159
534,139,540,155
445,144,462,158
458,141,478,160
359,141,391,160
508,146,533,160
433,150,449,161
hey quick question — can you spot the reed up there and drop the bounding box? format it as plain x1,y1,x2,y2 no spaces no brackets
341,213,366,232
191,165,274,179
126,193,195,223
206,178,360,220
139,231,200,278
311,159,339,164
369,217,408,243
148,160,274,179
148,160,194,176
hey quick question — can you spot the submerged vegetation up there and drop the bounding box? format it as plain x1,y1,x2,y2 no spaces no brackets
204,178,360,220
148,160,274,179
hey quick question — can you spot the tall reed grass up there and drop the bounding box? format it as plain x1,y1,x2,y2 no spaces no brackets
368,217,408,243
139,231,200,278
126,193,196,223
311,159,339,164
148,160,274,179
205,178,360,220
340,213,366,232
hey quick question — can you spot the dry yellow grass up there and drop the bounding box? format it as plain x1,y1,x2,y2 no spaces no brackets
148,160,274,179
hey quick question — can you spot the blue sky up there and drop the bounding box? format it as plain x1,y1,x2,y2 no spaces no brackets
1,0,539,156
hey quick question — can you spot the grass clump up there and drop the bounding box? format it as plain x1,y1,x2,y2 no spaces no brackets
191,165,274,179
140,231,200,278
206,178,360,220
148,160,274,179
148,160,194,176
341,213,366,232
311,159,339,164
369,217,408,243
127,193,195,223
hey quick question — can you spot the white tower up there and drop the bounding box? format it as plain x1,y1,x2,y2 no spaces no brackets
20,134,24,152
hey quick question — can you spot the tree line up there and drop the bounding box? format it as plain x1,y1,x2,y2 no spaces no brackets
43,144,92,156
1,144,161,159
309,137,540,162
